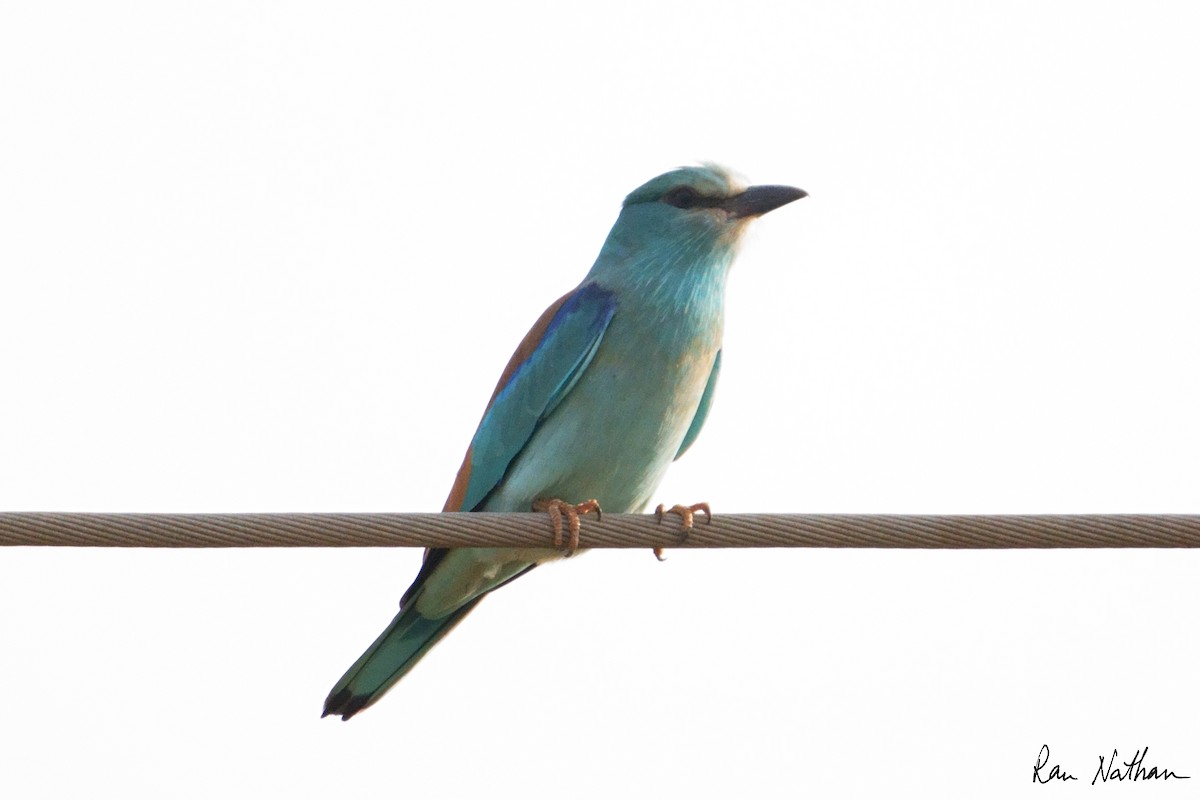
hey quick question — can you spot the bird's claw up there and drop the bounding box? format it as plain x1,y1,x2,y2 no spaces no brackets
532,498,602,555
652,502,711,559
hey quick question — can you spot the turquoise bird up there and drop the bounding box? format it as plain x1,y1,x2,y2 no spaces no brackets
323,164,805,719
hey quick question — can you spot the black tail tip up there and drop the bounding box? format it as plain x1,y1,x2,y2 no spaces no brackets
323,688,371,721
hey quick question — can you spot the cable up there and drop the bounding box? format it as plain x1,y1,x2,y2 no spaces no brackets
2,512,1198,548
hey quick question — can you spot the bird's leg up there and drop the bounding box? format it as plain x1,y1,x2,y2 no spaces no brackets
652,502,712,560
531,498,602,555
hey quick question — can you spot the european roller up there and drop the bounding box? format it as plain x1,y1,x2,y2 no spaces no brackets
323,164,805,719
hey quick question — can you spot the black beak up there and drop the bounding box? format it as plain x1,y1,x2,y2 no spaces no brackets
723,185,808,219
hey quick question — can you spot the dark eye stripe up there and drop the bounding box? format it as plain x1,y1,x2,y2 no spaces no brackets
663,186,704,209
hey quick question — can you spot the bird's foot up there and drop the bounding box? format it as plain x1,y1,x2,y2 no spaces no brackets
532,498,602,555
652,502,711,560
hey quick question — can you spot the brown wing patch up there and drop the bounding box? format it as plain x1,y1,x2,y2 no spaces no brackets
441,445,473,513
440,290,576,513
483,290,576,408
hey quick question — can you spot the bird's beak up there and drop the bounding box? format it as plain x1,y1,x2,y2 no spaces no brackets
723,185,808,219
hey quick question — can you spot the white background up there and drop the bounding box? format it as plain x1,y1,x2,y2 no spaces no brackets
2,2,1198,797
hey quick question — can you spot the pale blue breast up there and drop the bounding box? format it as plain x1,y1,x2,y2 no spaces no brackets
483,291,723,515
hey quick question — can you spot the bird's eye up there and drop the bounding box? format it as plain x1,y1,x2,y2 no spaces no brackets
663,186,703,209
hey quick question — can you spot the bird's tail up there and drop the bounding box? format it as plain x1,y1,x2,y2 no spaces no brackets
322,597,483,721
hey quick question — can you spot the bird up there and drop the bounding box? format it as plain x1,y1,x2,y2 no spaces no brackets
323,163,806,720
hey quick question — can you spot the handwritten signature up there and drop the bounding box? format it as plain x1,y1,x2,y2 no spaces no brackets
1033,744,1190,785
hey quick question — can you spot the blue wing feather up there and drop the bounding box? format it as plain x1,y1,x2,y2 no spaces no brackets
675,349,721,460
462,283,617,510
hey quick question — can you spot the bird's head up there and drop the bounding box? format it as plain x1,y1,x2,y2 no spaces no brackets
623,163,805,241
589,164,806,290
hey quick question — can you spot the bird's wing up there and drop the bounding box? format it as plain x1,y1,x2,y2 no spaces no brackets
674,348,721,460
326,286,614,720
443,281,618,513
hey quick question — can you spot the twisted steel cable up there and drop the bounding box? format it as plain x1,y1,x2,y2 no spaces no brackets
2,512,1199,549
